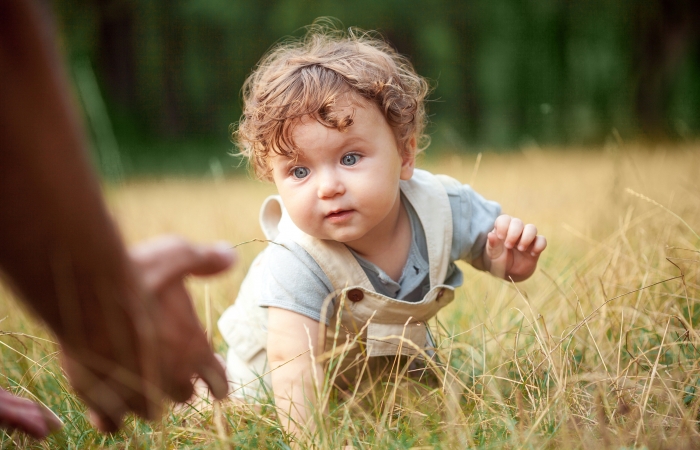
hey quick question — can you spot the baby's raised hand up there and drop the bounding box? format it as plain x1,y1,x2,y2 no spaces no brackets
483,215,547,281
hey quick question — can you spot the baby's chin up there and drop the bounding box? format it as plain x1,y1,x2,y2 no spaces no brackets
298,226,365,244
308,231,358,243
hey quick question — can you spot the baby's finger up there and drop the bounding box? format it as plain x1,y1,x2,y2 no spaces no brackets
486,231,508,278
504,218,524,249
486,230,505,259
529,235,547,257
517,224,538,251
493,215,511,240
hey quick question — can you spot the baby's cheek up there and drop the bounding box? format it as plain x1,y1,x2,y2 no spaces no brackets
298,209,322,235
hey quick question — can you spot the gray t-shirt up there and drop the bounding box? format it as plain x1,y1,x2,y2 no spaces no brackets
257,182,501,325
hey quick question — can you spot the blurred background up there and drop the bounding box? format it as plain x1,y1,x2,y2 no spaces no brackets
51,0,700,177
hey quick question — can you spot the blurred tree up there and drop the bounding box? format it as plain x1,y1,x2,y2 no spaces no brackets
51,0,700,156
633,0,700,139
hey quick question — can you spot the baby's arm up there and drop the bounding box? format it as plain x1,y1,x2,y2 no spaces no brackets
267,307,325,443
472,215,547,281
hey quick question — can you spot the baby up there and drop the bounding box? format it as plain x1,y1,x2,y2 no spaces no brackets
218,24,546,437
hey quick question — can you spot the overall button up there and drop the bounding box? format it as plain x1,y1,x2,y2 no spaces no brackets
347,289,364,302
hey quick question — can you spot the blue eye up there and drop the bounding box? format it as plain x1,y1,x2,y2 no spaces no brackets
341,154,360,166
292,167,309,179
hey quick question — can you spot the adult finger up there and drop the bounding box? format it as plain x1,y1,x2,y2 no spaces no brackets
159,334,220,403
196,350,229,400
131,237,236,292
60,354,130,432
493,215,511,240
0,406,48,438
186,242,237,276
517,224,538,252
504,218,524,249
164,376,195,404
89,409,122,434
81,386,128,433
149,282,200,403
135,237,236,280
0,389,62,438
86,375,157,430
39,404,63,434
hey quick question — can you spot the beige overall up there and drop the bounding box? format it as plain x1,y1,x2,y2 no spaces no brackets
218,169,461,399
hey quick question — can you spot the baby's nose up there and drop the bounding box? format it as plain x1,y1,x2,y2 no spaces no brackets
316,171,345,198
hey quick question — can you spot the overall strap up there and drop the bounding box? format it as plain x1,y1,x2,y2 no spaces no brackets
399,169,454,288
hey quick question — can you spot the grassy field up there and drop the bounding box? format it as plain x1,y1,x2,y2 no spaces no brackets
1,144,699,448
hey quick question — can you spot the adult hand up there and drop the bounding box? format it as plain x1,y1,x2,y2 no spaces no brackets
482,214,547,281
59,236,236,432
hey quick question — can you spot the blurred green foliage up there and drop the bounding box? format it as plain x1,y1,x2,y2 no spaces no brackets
53,0,699,172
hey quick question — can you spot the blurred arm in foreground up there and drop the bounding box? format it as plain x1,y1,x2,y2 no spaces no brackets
0,0,235,438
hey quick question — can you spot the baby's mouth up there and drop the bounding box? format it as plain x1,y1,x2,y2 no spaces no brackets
325,210,353,222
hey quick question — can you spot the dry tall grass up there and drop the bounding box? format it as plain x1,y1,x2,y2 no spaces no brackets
1,145,699,448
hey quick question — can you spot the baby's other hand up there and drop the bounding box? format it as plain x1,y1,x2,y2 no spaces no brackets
484,215,547,281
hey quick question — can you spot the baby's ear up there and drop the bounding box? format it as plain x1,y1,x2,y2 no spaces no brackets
400,136,416,180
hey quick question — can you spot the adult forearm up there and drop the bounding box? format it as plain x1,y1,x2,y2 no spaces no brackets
0,2,234,432
0,0,135,348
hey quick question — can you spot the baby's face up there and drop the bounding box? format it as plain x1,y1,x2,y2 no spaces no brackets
269,96,415,249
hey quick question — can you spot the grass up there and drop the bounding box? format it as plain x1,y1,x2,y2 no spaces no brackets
1,143,699,448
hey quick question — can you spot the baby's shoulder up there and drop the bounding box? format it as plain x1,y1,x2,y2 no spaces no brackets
257,235,334,294
409,169,465,197
260,235,317,272
251,235,335,324
418,170,492,205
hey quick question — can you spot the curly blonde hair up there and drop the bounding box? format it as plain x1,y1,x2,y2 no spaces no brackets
234,20,431,180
